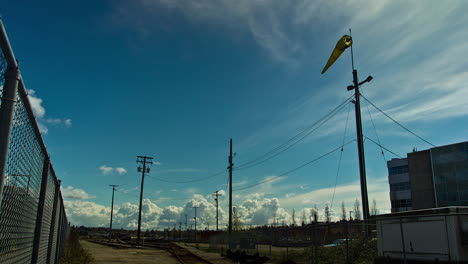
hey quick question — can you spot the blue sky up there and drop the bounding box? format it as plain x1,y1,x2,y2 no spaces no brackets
2,0,468,229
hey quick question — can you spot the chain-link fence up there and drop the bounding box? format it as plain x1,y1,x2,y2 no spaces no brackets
0,18,69,264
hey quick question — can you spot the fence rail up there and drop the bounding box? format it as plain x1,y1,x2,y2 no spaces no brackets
0,18,69,264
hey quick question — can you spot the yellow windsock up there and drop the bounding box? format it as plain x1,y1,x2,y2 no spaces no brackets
321,35,352,74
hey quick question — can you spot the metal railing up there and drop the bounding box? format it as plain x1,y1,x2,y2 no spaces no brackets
0,18,69,264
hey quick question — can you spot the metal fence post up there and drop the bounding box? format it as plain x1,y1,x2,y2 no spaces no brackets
31,157,50,263
399,217,407,264
55,201,64,264
0,18,20,202
47,179,60,263
313,215,318,264
346,221,349,264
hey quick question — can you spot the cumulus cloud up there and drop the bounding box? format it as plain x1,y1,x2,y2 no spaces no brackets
64,200,110,227
114,199,163,230
63,184,386,229
62,186,95,200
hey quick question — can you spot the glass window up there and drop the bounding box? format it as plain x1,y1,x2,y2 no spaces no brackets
390,182,410,192
432,142,468,207
388,165,409,176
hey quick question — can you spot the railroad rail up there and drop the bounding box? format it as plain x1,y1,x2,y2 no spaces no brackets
91,239,215,264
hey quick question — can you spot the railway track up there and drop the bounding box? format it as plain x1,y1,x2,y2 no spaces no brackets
91,238,216,264
144,240,214,264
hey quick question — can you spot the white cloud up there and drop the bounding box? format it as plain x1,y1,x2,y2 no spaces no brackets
27,89,72,134
99,165,114,175
62,186,96,200
45,118,61,124
115,167,127,175
65,187,377,228
64,200,110,227
28,90,45,118
114,199,163,230
99,165,128,175
64,118,72,127
110,0,468,151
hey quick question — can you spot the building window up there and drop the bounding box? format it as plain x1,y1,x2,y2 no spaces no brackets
390,182,411,192
391,199,413,209
388,165,409,176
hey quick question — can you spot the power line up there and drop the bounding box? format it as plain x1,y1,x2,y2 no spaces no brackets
234,95,354,170
145,169,226,183
115,189,140,199
363,94,387,163
360,95,436,148
364,136,402,158
235,97,353,171
330,103,351,210
234,139,356,192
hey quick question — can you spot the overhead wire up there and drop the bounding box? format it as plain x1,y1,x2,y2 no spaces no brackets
145,169,226,183
362,93,387,163
330,103,351,210
235,95,354,171
234,139,356,192
364,136,402,158
115,189,140,199
360,94,436,148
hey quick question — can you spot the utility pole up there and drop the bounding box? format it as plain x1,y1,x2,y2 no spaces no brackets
193,206,199,243
346,35,372,232
228,139,233,236
185,214,188,230
136,155,153,246
321,30,372,237
179,222,182,240
212,190,222,231
109,184,119,240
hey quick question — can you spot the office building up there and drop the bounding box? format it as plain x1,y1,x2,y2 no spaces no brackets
387,158,412,212
387,141,468,212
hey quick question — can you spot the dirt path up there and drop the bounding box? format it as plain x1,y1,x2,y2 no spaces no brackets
80,240,180,264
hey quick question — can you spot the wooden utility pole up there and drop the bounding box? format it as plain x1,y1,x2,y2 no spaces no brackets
212,190,222,231
193,206,199,243
228,139,233,235
345,30,372,231
136,156,153,246
109,184,119,239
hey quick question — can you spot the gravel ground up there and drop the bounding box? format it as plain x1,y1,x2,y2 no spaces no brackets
80,240,180,264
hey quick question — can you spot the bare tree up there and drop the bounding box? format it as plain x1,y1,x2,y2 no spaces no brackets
309,208,316,223
371,199,379,216
353,199,361,220
324,204,331,223
301,209,306,226
341,201,347,221
291,208,296,226
314,204,319,221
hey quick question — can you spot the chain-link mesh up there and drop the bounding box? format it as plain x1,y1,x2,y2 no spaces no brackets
0,51,6,108
0,31,69,263
49,197,61,263
37,169,56,263
0,87,46,263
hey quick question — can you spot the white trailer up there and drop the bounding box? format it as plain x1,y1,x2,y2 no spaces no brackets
376,207,468,263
